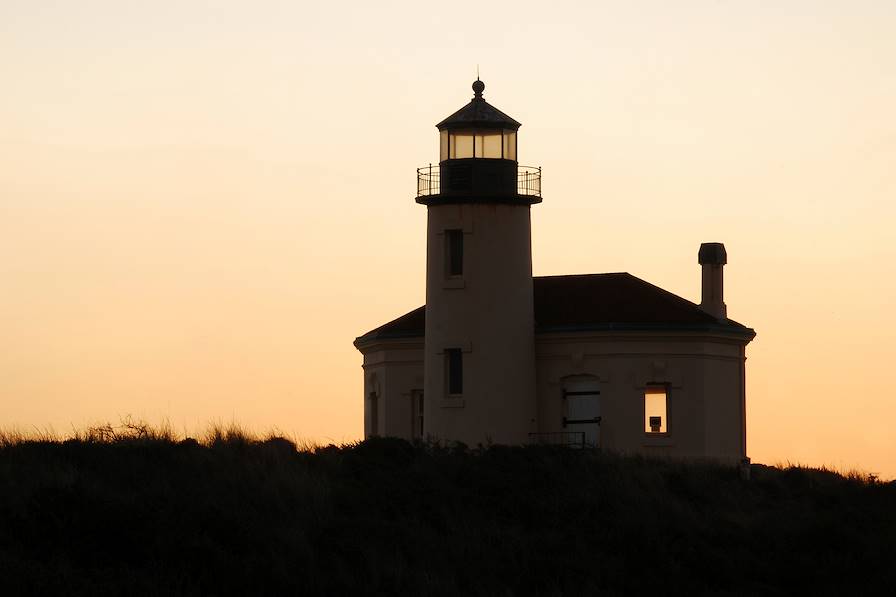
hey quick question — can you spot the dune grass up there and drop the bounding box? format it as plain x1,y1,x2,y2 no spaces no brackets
0,422,893,596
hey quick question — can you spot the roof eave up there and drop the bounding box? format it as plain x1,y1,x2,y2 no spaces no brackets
535,322,757,341
435,100,522,130
353,332,425,353
355,324,756,350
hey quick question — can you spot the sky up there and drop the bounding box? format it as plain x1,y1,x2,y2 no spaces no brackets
2,1,894,476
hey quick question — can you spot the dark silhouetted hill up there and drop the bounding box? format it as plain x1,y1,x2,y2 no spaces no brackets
0,426,893,596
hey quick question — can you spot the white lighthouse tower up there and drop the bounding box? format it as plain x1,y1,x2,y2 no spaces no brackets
416,79,542,445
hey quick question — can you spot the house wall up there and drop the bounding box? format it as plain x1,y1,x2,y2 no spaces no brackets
534,332,747,464
359,339,424,440
702,345,747,460
357,331,749,464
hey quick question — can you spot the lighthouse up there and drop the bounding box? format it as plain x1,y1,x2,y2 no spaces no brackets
355,79,754,465
416,79,542,445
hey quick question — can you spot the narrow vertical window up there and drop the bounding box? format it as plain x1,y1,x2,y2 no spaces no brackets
411,390,424,438
369,391,379,437
644,386,667,434
503,131,517,161
446,348,463,395
446,229,463,277
450,133,473,158
482,133,502,158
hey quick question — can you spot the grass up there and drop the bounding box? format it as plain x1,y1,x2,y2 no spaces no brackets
0,421,893,596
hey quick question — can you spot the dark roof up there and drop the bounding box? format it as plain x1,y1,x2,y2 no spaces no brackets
357,305,426,342
533,273,736,330
436,80,521,131
354,273,755,346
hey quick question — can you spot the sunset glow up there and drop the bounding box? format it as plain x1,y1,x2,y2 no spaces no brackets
2,1,894,477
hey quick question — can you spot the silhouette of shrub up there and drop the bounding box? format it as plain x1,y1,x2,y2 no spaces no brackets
260,435,297,455
177,437,200,449
351,436,416,468
0,426,893,596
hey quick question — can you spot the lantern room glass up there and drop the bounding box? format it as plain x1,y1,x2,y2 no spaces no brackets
482,133,501,158
503,131,516,161
440,130,518,161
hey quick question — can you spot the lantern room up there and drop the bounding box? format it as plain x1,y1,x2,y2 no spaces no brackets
440,128,516,161
416,79,541,204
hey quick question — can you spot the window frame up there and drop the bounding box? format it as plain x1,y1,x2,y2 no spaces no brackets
368,391,379,437
643,384,669,436
411,389,424,439
443,129,517,161
445,229,463,278
445,348,463,396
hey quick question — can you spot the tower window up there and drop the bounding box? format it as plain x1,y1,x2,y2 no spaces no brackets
644,386,667,434
446,229,463,277
446,348,463,395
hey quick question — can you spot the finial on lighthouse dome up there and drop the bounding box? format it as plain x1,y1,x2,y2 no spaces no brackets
472,78,485,98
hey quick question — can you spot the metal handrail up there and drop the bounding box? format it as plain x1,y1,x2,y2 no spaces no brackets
417,163,440,197
517,165,541,197
416,164,542,198
527,431,586,448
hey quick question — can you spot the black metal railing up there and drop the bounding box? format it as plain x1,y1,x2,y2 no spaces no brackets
416,164,542,198
517,165,541,197
417,164,440,197
527,431,586,449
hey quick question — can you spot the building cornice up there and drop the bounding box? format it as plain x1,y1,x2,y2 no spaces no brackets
353,335,424,354
354,323,754,354
535,322,756,344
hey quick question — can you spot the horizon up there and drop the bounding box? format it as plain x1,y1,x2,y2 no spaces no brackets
2,1,894,477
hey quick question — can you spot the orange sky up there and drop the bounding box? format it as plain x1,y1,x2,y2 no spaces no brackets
2,1,894,477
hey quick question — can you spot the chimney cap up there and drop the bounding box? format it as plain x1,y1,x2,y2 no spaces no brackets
698,242,727,265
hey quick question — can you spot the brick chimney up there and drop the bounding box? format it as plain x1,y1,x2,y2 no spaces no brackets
698,242,727,319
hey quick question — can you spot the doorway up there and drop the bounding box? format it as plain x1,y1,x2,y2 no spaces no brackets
563,378,601,448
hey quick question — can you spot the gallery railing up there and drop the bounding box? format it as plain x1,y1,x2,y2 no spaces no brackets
416,164,440,197
416,164,542,198
517,165,541,197
527,431,586,449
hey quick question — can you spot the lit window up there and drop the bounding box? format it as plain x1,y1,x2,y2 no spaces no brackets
446,348,463,395
445,131,512,159
445,229,463,277
503,131,516,161
450,133,474,159
644,386,667,434
482,133,502,158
